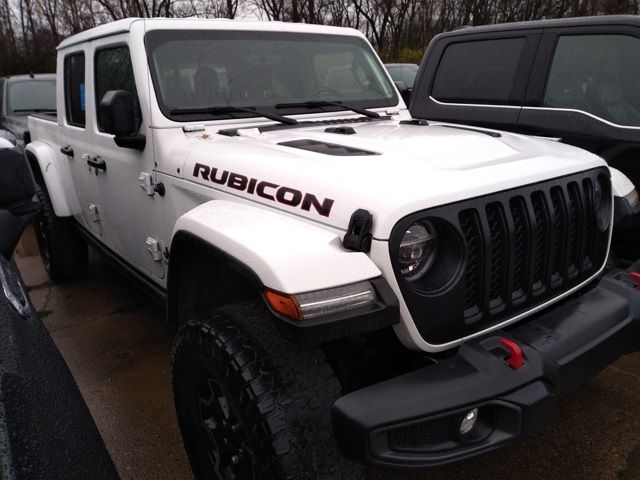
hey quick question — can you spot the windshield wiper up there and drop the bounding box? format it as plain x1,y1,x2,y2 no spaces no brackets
275,101,380,119
170,105,298,125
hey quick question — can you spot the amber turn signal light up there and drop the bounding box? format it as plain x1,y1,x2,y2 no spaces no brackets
264,289,303,321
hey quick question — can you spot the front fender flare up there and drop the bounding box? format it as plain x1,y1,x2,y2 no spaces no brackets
172,200,381,294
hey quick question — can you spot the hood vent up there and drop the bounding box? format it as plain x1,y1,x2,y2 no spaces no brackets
278,139,379,156
324,126,356,135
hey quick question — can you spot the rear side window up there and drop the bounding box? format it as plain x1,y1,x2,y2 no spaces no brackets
95,46,141,132
544,34,640,127
64,53,86,127
0,79,4,115
432,38,526,104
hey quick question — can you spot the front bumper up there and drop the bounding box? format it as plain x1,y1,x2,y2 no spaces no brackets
331,266,640,467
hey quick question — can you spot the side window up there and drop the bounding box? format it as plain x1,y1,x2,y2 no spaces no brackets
432,38,526,105
544,34,640,127
64,53,85,127
95,46,141,132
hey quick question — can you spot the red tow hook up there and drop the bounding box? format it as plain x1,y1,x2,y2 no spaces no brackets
630,272,640,291
500,338,524,370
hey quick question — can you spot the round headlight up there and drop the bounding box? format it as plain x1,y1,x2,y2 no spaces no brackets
594,175,611,231
399,221,438,281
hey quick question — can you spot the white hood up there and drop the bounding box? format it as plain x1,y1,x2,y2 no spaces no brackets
161,118,607,239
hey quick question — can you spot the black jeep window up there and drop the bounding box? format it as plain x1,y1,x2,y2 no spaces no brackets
64,53,85,127
432,38,525,105
544,34,640,127
95,46,141,132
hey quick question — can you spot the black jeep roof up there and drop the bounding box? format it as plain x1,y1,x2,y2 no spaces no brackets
437,15,640,38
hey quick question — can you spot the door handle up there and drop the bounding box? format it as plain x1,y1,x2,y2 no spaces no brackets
60,145,74,157
86,156,107,172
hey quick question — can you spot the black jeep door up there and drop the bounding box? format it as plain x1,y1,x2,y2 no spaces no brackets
519,25,640,170
410,30,541,131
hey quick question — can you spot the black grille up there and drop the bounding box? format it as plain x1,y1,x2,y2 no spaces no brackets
460,177,605,325
390,168,611,345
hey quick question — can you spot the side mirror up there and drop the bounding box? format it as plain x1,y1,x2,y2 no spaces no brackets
98,90,145,150
394,81,412,106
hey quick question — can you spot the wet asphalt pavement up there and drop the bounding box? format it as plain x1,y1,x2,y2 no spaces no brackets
13,245,640,480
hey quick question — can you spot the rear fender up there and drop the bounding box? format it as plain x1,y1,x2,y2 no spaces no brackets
25,141,80,217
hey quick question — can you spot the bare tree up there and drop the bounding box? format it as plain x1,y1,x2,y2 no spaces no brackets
0,0,637,76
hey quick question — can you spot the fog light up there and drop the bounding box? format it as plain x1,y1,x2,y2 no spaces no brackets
459,408,479,435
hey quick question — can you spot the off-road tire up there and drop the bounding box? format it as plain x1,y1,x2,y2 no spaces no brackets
172,300,364,480
33,183,88,282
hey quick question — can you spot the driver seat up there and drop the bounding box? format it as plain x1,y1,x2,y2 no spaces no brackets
193,67,222,107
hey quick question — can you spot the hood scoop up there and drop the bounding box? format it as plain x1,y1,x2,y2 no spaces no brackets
278,139,379,156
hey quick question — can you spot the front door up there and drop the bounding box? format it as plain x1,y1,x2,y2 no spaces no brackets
82,34,165,280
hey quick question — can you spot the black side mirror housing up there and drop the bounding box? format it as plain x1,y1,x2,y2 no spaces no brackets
394,81,412,106
98,90,145,150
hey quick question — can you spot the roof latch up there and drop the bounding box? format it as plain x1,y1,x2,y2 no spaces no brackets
343,209,373,253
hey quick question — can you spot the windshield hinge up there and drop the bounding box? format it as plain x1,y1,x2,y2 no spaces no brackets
146,237,167,262
138,172,155,195
138,172,165,197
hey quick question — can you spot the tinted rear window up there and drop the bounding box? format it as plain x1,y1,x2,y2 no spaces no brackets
432,38,525,104
64,53,86,127
544,34,640,127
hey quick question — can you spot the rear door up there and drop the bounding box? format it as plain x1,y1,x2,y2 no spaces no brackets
57,48,104,238
410,30,541,130
519,25,640,158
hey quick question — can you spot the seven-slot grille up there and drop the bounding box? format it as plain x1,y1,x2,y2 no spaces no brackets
390,168,611,345
459,173,607,325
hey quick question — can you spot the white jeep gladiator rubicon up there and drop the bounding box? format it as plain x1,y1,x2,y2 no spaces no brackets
26,18,640,480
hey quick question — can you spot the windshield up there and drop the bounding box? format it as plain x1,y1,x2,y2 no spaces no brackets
7,79,56,114
387,65,418,88
146,30,397,121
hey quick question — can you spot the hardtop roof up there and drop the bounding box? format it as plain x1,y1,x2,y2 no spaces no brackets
436,15,640,38
57,17,365,50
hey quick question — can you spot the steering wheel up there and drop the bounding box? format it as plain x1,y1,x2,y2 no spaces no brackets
305,86,342,101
